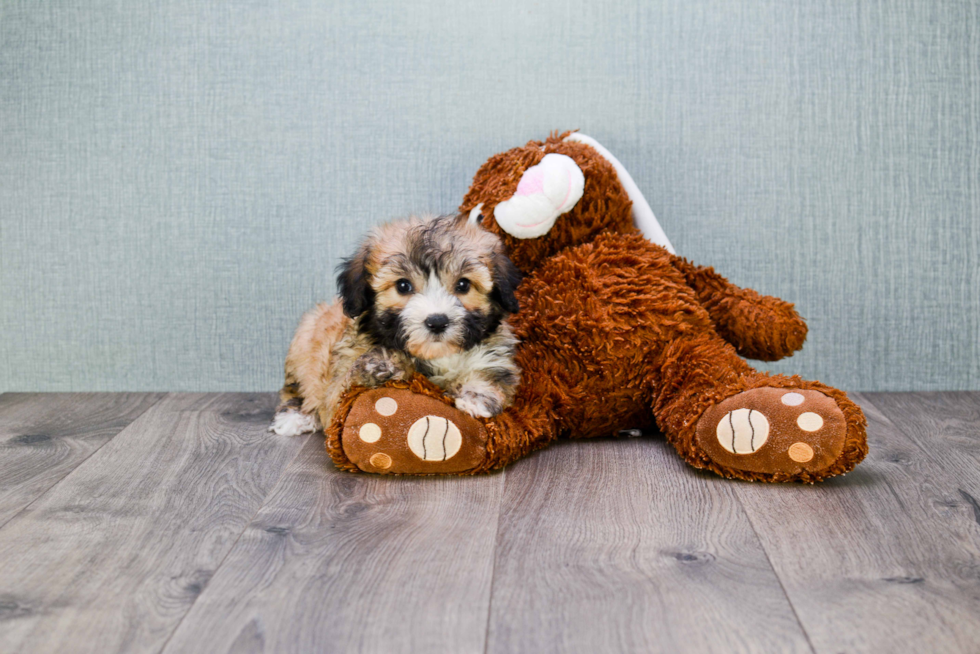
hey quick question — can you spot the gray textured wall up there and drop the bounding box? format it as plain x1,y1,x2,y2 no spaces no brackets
1,0,978,392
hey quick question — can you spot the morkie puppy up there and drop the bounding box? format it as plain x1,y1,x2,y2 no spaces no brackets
270,213,523,437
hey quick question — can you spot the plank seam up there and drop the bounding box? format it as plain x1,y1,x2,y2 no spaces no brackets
731,489,818,654
482,468,507,654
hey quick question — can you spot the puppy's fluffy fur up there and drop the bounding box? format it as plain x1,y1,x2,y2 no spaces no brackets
271,214,522,437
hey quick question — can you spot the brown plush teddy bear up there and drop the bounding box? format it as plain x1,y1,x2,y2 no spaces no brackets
324,131,868,482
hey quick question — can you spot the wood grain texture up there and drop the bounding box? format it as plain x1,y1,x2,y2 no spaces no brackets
485,437,812,654
3,392,979,653
732,393,980,653
0,393,164,527
861,392,980,490
161,433,504,654
0,393,306,654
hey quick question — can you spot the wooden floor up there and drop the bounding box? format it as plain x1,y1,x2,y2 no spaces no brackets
0,393,978,653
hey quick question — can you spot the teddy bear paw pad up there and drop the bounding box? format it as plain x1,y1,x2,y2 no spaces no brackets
695,388,846,475
342,388,487,474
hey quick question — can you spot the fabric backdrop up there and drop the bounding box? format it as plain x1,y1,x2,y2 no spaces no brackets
1,0,977,392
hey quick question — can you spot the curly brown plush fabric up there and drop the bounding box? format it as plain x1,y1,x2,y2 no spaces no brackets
326,131,868,482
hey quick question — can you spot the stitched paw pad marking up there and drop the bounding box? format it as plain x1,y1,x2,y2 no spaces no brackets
788,442,814,462
407,416,462,461
797,412,823,432
375,397,398,416
359,422,382,443
716,408,770,454
781,392,805,406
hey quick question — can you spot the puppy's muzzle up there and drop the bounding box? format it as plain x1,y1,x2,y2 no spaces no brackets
424,313,450,334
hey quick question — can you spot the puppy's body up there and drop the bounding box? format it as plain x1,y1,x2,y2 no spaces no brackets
272,214,521,437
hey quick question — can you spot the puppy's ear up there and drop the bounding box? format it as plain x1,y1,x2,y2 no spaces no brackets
490,250,523,315
336,244,375,318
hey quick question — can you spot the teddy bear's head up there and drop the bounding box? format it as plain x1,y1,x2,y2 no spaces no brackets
459,132,640,272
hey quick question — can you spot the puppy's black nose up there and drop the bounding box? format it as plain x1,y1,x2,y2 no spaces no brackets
425,314,450,334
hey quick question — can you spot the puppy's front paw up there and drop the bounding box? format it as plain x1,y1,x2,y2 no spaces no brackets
270,409,320,436
453,384,505,419
350,350,408,387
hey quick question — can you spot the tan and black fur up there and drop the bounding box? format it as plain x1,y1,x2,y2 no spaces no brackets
271,214,522,436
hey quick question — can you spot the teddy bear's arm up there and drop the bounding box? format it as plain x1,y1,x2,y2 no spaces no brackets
671,256,808,362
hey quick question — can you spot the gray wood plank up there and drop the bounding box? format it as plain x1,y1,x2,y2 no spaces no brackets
731,393,980,654
0,393,165,527
0,393,306,654
485,437,813,654
862,391,980,488
161,434,504,654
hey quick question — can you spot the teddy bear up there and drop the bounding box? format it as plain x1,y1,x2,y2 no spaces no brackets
324,131,868,482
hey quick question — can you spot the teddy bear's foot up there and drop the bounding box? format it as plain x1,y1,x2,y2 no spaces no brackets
340,388,489,474
694,387,849,479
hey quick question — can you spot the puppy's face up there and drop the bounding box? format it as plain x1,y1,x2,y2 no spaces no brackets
338,214,522,360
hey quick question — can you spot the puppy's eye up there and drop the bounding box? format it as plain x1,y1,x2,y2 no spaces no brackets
454,278,471,294
475,213,484,224
395,279,414,295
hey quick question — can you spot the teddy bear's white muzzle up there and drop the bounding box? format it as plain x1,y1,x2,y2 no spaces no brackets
492,153,585,239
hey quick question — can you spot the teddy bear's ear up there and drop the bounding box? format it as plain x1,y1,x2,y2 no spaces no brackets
492,153,585,239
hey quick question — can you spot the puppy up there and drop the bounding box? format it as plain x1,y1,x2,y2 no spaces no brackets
270,213,523,437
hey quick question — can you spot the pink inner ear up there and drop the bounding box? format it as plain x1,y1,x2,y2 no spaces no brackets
514,168,545,197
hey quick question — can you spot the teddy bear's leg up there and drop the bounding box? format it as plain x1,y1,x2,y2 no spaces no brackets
324,375,558,475
670,257,809,362
650,332,868,482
